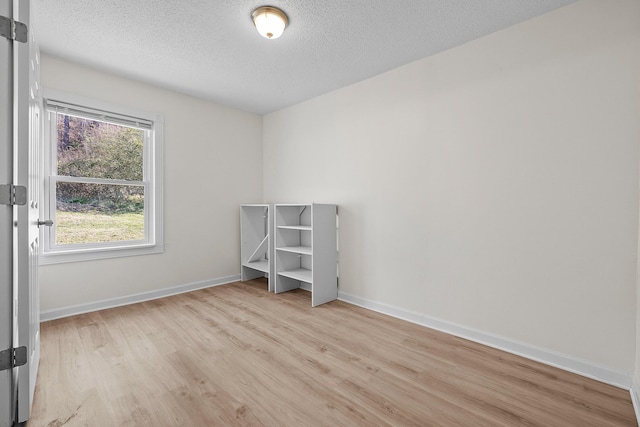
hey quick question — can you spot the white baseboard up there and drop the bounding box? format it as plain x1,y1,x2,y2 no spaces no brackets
338,291,632,390
631,377,640,422
40,274,241,322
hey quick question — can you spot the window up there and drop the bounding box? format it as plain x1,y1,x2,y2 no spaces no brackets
41,90,163,264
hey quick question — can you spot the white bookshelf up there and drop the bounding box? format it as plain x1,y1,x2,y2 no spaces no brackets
240,204,274,292
274,203,337,307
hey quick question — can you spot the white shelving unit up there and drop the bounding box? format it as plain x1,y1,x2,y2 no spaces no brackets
275,203,337,307
240,204,274,292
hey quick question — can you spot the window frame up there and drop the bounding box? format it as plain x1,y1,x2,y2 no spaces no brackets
40,89,164,265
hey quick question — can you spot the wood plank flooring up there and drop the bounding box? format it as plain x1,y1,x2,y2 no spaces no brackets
28,279,636,426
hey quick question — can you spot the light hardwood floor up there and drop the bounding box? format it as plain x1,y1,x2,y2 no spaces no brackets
29,279,636,426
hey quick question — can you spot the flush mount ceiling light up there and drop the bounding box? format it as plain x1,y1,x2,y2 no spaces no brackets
252,6,288,39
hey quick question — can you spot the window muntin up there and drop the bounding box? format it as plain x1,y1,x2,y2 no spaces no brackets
41,90,163,264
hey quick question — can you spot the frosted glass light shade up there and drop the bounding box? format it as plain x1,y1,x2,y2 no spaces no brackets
252,6,288,39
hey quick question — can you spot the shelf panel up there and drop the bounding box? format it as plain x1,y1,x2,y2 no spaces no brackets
277,225,312,231
276,246,312,255
243,260,269,273
278,268,312,283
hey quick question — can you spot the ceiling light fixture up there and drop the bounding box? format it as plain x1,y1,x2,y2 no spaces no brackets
252,6,288,40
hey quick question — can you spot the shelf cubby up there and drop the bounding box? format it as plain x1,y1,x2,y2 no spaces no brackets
240,204,274,291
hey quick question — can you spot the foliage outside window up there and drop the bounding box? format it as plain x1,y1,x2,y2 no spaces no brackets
56,115,145,244
42,91,163,264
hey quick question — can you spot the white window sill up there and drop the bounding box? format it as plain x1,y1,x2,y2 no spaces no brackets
40,244,164,265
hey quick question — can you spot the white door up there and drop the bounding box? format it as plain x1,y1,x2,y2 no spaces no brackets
0,0,16,424
14,0,40,422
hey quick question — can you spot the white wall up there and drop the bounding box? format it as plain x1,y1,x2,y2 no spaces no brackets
263,0,640,373
40,55,263,311
636,217,640,392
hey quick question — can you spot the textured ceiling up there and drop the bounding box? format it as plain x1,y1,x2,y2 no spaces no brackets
32,0,577,115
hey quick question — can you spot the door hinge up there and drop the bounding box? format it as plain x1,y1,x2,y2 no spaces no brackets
0,184,27,206
0,15,27,43
0,346,27,372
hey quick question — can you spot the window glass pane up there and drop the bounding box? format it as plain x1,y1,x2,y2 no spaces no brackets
56,182,145,245
56,113,144,181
